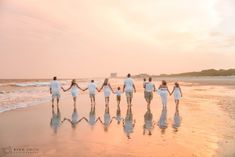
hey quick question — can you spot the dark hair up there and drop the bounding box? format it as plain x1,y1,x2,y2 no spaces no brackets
149,77,152,82
91,80,94,83
127,73,131,78
103,78,108,86
175,82,179,87
117,87,120,90
53,76,57,80
162,80,167,85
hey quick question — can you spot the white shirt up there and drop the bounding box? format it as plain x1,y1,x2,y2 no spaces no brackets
88,82,97,94
124,78,134,92
50,80,61,93
145,82,155,92
115,90,121,96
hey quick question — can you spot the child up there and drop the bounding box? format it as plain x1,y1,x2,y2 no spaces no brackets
83,80,99,106
63,79,84,107
98,78,114,106
170,82,183,111
115,87,122,106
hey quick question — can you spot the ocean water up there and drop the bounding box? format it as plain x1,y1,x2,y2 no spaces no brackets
0,79,105,113
0,77,235,114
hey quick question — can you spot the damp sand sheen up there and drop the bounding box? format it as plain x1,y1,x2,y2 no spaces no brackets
0,77,235,157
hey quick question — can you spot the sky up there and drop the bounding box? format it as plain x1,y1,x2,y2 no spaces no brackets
0,0,235,78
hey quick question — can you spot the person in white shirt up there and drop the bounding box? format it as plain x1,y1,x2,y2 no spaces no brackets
145,77,156,107
123,73,136,106
50,76,63,107
83,80,99,106
114,87,122,106
143,78,148,102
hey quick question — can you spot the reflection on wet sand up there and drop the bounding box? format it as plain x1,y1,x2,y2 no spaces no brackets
83,106,100,129
112,104,122,125
172,110,182,132
50,106,62,134
62,107,86,129
158,108,168,134
123,105,136,139
143,108,156,136
98,105,114,132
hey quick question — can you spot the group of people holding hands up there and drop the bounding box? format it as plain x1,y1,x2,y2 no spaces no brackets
49,73,183,111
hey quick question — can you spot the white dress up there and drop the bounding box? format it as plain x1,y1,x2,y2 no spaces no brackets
71,85,78,97
103,85,111,98
173,87,181,100
159,88,168,106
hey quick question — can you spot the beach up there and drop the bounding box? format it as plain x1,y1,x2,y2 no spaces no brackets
0,78,235,157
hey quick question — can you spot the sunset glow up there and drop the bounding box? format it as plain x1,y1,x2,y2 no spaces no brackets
0,0,235,78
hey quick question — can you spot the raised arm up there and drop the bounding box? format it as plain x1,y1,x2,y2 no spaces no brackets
167,86,171,95
63,84,72,92
170,87,175,95
108,84,114,93
99,84,104,92
75,84,84,91
83,87,88,91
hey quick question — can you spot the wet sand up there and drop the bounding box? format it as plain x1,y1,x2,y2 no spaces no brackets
0,82,235,157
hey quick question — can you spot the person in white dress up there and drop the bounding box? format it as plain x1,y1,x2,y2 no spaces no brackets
63,79,84,107
170,82,183,111
145,77,156,107
157,80,171,109
123,73,136,106
98,78,114,107
50,76,63,107
83,80,99,106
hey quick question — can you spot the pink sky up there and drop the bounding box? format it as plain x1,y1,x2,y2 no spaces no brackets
0,0,235,78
